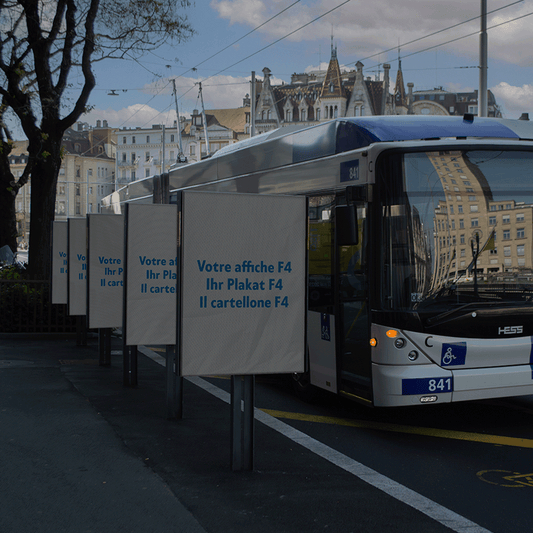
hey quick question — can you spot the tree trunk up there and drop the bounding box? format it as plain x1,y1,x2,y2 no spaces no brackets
27,138,61,280
0,186,17,254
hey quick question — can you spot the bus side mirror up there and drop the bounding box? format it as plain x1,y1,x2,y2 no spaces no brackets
336,205,358,246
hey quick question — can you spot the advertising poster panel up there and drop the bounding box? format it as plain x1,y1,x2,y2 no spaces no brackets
124,204,177,346
180,191,306,376
68,218,87,316
51,221,68,304
87,214,125,329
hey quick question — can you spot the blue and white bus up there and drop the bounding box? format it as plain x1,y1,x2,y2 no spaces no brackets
103,115,533,406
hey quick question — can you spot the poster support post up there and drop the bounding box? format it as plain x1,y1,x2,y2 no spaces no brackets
98,328,112,366
230,375,255,471
165,345,183,419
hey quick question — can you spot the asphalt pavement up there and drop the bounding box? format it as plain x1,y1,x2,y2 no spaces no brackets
0,332,461,533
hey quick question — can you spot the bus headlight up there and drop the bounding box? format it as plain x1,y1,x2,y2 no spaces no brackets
394,338,406,349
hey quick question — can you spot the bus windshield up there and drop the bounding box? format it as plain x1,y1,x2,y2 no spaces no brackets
380,149,533,313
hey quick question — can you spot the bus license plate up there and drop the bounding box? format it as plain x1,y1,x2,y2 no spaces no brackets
402,377,453,395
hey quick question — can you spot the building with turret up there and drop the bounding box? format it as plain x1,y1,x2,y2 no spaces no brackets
252,46,502,132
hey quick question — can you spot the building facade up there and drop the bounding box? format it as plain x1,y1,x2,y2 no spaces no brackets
11,124,116,247
252,47,502,132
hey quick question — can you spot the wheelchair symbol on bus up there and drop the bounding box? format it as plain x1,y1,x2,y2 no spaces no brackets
441,342,467,366
442,347,456,365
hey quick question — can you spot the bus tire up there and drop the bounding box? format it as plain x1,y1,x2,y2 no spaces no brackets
292,372,318,402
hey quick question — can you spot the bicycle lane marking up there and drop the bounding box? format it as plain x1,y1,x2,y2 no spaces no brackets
139,346,492,533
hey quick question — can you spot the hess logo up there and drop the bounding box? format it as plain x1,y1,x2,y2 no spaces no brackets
498,326,523,335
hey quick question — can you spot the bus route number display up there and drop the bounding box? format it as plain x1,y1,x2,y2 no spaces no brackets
180,191,306,377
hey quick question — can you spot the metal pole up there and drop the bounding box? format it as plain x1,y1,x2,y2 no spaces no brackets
231,376,242,471
250,71,256,138
172,79,185,160
243,375,255,471
479,0,488,117
162,124,166,174
198,82,210,157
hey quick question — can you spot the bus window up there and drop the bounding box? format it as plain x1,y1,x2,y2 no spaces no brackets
379,149,533,318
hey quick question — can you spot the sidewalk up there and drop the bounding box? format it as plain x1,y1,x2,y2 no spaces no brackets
0,334,454,533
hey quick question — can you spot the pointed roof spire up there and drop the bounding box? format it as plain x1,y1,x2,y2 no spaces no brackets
394,48,407,107
320,41,344,99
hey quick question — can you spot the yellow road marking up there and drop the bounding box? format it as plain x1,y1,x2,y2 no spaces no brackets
260,409,533,449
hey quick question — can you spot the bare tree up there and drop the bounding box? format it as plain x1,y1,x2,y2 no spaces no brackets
0,0,193,278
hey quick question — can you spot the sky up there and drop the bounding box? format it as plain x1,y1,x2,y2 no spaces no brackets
45,0,533,134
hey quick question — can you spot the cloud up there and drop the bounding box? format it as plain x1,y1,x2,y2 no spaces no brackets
83,104,179,130
491,82,533,119
210,0,532,66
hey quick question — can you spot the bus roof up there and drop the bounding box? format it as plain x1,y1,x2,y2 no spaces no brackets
341,115,530,143
213,115,533,163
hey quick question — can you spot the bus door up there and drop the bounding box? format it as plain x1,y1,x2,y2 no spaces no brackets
335,192,371,403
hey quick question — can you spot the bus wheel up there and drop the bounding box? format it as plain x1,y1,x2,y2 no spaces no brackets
292,372,318,402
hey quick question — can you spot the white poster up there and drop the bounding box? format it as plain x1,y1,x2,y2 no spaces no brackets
124,204,177,346
180,191,306,376
87,214,124,329
68,218,87,316
51,221,68,304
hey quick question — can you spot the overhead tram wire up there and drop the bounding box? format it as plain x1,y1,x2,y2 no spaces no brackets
175,0,302,81
199,0,352,86
355,1,528,68
365,9,533,72
95,5,307,142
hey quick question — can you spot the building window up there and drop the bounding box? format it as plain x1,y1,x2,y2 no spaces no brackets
171,134,175,142
459,219,464,229
516,213,525,222
122,153,126,162
517,228,525,239
471,218,478,227
503,229,511,240
489,216,496,226
470,205,478,212
316,108,321,120
145,169,150,177
145,151,150,162
502,215,510,224
517,244,525,256
460,234,465,244
123,136,127,144
504,246,511,257
146,135,150,143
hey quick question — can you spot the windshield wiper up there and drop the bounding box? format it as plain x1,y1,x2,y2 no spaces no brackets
425,301,500,327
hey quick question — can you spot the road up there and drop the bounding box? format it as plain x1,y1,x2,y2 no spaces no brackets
145,344,533,533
